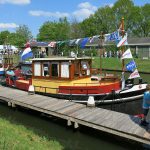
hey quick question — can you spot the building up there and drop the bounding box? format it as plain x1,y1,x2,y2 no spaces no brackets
128,37,150,59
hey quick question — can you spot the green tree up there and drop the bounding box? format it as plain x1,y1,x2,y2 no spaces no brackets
79,15,97,37
140,4,150,37
112,0,135,31
70,18,83,39
0,31,11,45
15,25,33,47
94,6,115,34
37,17,70,41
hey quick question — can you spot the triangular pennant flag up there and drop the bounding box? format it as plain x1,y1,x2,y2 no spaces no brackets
128,69,140,79
118,22,123,31
117,33,128,47
121,48,133,59
126,60,136,72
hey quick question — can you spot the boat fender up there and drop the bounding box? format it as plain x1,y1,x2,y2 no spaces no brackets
87,96,95,107
28,85,35,95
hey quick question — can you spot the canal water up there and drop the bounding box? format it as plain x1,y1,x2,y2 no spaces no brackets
0,73,149,149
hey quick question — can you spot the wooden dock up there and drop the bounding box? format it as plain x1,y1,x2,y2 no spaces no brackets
0,86,150,145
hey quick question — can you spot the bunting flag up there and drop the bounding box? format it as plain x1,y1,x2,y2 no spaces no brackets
68,39,76,46
89,35,99,43
126,60,136,72
75,38,81,45
21,47,33,60
121,48,133,59
48,41,56,47
80,37,89,48
104,31,121,42
117,33,128,47
128,69,140,79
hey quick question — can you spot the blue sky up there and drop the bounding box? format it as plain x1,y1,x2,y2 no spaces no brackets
0,0,149,37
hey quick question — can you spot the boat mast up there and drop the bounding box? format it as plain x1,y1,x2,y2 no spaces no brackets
121,17,125,72
99,31,104,75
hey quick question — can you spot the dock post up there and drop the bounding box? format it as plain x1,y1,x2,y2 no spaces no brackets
74,122,79,128
8,101,11,106
11,102,16,108
67,119,72,126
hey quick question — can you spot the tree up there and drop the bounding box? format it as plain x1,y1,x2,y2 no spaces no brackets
93,6,114,34
15,25,33,47
80,15,98,37
70,18,83,39
140,4,150,37
0,31,11,45
37,17,70,41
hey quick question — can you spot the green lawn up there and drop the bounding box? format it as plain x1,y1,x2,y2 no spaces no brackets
92,57,150,73
0,118,63,150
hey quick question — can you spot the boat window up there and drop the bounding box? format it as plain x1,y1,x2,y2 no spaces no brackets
81,61,90,76
51,63,59,77
61,62,69,78
34,62,41,76
42,63,49,77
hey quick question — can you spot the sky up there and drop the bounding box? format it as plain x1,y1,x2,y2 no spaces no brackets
0,0,149,37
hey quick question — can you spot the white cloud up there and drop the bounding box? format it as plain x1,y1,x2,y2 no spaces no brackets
29,10,70,18
73,2,97,21
104,3,114,8
0,23,19,29
0,0,30,5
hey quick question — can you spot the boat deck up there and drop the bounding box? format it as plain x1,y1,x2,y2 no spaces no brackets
0,85,150,145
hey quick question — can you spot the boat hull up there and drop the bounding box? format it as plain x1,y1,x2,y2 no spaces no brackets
35,83,147,105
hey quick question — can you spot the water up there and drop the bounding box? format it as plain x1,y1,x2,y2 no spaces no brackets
0,73,150,149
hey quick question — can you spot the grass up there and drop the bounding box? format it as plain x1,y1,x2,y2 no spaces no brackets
0,118,63,150
92,57,150,73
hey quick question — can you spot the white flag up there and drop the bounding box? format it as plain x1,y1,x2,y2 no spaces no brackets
128,69,140,79
48,41,56,47
117,33,128,47
75,38,81,45
121,48,133,59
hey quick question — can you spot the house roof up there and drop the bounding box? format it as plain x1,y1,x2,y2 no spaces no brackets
127,37,150,46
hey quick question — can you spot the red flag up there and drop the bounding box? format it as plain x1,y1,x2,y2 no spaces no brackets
25,41,30,48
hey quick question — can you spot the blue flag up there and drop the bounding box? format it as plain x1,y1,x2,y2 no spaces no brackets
126,60,136,72
104,30,121,42
80,37,89,48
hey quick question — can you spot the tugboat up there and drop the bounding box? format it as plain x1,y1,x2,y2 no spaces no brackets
5,17,147,105
5,56,147,104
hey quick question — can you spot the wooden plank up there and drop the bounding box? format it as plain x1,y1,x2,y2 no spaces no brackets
51,102,75,112
32,99,52,107
72,107,101,120
43,100,67,110
82,108,108,122
58,104,85,114
26,98,50,105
